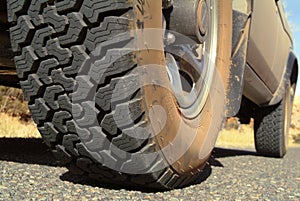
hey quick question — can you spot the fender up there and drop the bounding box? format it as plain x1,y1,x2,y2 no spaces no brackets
269,51,298,105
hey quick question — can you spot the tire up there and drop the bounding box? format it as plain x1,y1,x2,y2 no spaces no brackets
254,82,294,158
8,0,232,189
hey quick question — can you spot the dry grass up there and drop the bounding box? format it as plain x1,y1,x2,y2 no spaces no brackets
0,86,31,121
216,125,254,148
0,86,40,138
290,96,300,143
0,113,40,138
216,124,299,149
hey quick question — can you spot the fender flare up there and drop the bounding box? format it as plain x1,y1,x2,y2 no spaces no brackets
269,51,298,105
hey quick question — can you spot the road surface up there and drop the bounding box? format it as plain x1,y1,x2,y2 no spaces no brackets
0,138,299,200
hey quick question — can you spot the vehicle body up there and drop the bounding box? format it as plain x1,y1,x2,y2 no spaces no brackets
0,0,297,189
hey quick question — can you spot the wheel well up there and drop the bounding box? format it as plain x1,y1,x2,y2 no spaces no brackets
0,1,20,88
0,0,8,26
290,58,298,86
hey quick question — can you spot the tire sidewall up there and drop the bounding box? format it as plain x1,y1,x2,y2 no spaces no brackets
141,0,232,174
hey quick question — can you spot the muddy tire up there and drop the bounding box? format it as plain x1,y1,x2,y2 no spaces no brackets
254,83,294,158
8,0,232,189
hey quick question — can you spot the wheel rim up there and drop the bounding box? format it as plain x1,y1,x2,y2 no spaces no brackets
165,0,218,118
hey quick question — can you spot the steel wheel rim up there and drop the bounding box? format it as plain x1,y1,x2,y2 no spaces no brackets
165,0,218,119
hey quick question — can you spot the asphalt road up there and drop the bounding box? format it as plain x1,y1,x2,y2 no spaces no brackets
0,138,299,201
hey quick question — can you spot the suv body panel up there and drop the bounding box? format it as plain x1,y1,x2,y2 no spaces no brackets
244,0,294,106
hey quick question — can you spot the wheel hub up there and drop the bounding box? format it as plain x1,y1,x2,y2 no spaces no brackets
168,0,211,42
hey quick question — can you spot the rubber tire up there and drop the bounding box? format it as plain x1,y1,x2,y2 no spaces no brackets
254,83,293,158
8,0,232,189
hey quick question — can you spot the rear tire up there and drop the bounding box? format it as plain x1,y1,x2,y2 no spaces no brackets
8,0,232,189
254,83,294,158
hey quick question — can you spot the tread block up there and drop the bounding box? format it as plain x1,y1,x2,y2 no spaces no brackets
80,0,131,24
15,46,38,79
43,6,69,33
58,94,83,118
84,17,130,52
66,120,90,140
52,111,72,133
121,152,158,173
112,121,149,152
51,69,75,92
72,75,94,102
31,26,55,57
59,13,87,45
28,0,48,26
46,38,72,65
157,168,175,185
56,0,81,12
10,16,34,52
101,98,144,135
36,58,59,85
109,142,127,159
38,122,59,146
43,85,64,110
7,0,27,22
165,174,181,189
28,98,51,125
76,142,103,162
99,150,117,169
96,74,140,111
62,134,80,156
76,101,99,127
20,74,43,101
64,46,90,76
53,145,73,165
89,50,135,85
84,127,107,151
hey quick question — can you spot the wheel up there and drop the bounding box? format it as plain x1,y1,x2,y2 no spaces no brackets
254,82,294,158
8,0,232,189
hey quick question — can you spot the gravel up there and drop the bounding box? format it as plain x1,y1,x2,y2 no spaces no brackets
0,138,300,201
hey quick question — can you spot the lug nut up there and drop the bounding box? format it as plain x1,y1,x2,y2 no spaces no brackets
165,32,176,45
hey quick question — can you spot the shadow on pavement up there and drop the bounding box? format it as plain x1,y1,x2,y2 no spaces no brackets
0,138,259,191
212,147,258,159
0,138,59,166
